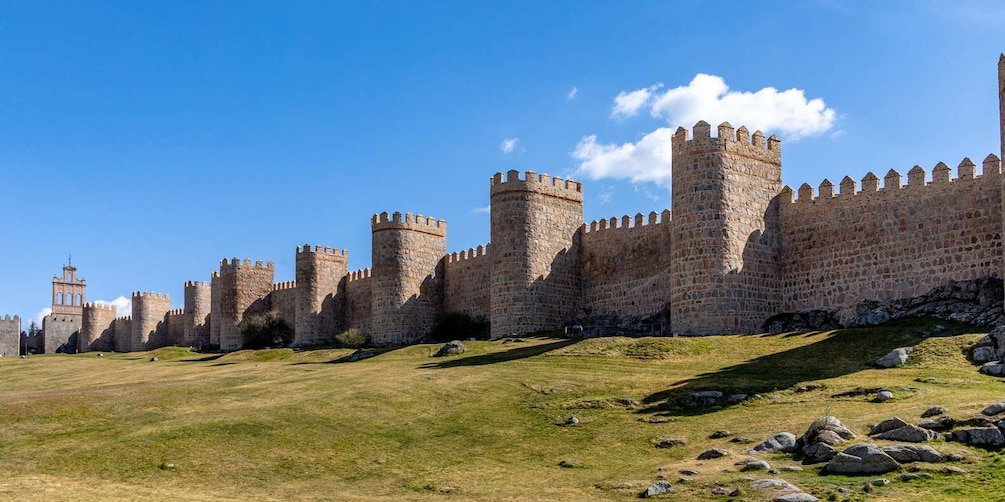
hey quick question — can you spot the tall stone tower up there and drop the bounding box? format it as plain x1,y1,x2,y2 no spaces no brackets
183,280,211,347
489,170,584,338
295,245,348,346
216,258,275,351
80,303,116,352
130,292,170,351
52,262,85,315
669,122,782,335
370,212,446,346
999,53,1005,163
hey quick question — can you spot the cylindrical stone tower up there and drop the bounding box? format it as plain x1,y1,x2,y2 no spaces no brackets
184,281,212,347
216,258,275,351
370,212,446,346
295,244,348,346
80,302,116,352
209,272,221,347
489,170,584,338
669,121,782,335
131,292,171,351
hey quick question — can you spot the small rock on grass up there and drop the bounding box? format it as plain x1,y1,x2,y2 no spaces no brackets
737,457,771,472
921,406,946,418
982,402,1005,416
654,437,687,448
709,429,732,439
874,390,894,402
641,481,673,498
697,447,728,460
774,494,819,502
751,432,797,454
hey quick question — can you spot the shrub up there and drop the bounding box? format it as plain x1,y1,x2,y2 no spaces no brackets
240,311,294,349
334,328,370,349
430,312,490,342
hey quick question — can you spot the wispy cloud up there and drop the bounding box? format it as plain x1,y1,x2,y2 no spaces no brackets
567,87,578,100
472,205,490,214
94,296,132,317
597,186,615,204
500,137,520,154
576,74,837,186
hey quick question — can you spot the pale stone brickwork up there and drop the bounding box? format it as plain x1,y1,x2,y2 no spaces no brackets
269,281,297,331
183,281,211,347
51,265,85,316
442,245,491,319
370,212,446,345
80,303,116,352
581,211,673,320
295,245,348,346
344,269,372,335
670,122,783,335
161,309,185,347
113,316,132,352
131,292,170,351
489,170,584,338
42,314,79,353
216,259,275,351
209,272,221,346
779,157,1003,321
0,315,20,357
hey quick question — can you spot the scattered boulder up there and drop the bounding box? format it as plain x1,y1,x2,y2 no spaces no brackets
946,452,966,462
751,432,798,454
870,417,910,436
882,444,943,463
944,466,968,474
825,444,900,475
563,416,580,426
709,430,732,439
730,436,754,444
921,406,947,418
149,357,159,362
558,459,582,468
948,427,1005,449
641,481,673,498
710,487,740,496
801,416,856,446
875,390,894,402
434,340,467,357
737,457,771,472
981,402,1005,416
801,442,837,464
980,362,1005,376
775,494,818,502
679,469,699,476
96,353,103,358
813,430,846,447
727,394,748,404
919,417,954,431
750,479,798,491
988,324,1005,361
900,473,924,482
876,347,914,368
681,391,723,408
874,424,937,443
654,437,687,449
697,447,728,460
972,345,999,364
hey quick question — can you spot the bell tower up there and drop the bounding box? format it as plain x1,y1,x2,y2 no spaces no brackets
52,256,86,315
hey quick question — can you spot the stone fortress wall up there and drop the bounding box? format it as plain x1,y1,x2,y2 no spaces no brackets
29,55,1005,352
0,315,20,357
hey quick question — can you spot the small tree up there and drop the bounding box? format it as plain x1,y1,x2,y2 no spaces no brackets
334,328,370,349
240,311,294,349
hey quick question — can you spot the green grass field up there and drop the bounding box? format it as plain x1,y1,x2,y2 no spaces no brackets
1,319,1004,501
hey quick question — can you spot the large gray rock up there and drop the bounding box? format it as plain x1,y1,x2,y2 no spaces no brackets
434,340,467,357
948,427,1005,449
972,345,999,364
980,362,1005,376
751,432,798,454
877,347,914,368
918,417,954,431
882,444,943,463
988,325,1005,361
875,390,894,402
801,442,837,464
750,479,798,491
825,444,900,475
697,447,728,460
869,417,910,436
681,391,723,408
775,494,819,502
738,457,771,471
800,416,856,445
641,481,672,498
813,430,846,447
982,402,1005,416
874,424,937,443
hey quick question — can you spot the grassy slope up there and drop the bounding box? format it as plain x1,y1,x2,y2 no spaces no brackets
0,320,1003,501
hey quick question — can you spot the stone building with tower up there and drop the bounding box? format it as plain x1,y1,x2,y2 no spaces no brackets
41,262,86,353
28,54,1005,353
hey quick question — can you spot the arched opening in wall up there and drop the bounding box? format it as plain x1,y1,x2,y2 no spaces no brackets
75,294,82,306
56,292,63,305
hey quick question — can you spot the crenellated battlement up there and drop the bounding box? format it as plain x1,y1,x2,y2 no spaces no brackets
671,121,781,164
184,280,209,288
447,244,490,263
781,155,1002,204
273,280,297,291
489,170,583,201
582,210,671,235
347,268,371,282
132,291,170,300
218,257,275,270
1,314,18,321
296,243,349,258
371,211,447,237
83,302,117,312
167,308,184,317
115,315,131,321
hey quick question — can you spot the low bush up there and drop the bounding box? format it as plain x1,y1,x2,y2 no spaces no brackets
240,311,294,349
334,328,370,349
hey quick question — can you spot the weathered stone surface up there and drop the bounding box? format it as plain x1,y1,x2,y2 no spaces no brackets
876,347,914,368
982,402,1005,416
800,416,856,445
801,442,837,464
921,406,947,418
751,432,798,454
874,424,937,443
826,444,900,475
750,479,798,491
697,448,728,460
870,417,910,436
813,430,846,446
434,340,467,357
918,417,954,431
875,390,894,402
709,430,732,439
654,437,687,448
641,481,672,498
882,444,943,463
948,427,1005,448
774,494,819,502
981,362,1005,376
972,345,999,364
738,457,771,471
681,391,723,408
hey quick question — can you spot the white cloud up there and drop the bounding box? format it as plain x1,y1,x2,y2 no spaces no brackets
567,87,578,100
572,128,675,186
472,205,491,214
94,296,132,317
597,186,616,204
500,137,519,154
576,74,836,186
32,308,51,327
612,84,662,119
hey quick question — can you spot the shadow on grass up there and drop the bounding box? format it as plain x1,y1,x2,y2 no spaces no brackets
177,353,226,363
419,339,579,369
639,318,977,416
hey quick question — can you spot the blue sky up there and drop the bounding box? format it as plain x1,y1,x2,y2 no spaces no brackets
2,1,1004,326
